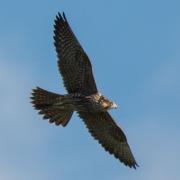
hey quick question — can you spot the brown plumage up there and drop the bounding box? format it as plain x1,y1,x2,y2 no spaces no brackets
31,12,138,169
78,112,137,168
54,13,97,95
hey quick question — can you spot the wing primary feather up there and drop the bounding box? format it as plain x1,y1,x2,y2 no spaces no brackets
62,12,67,22
53,12,98,95
78,111,139,169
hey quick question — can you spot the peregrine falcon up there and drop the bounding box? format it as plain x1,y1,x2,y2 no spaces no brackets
31,12,138,169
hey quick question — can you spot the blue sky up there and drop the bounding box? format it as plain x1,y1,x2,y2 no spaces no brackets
0,0,180,179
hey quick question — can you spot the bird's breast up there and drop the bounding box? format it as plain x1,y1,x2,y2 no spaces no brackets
66,93,105,112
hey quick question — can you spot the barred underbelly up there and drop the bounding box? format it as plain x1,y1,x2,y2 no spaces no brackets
53,93,105,112
72,98,104,112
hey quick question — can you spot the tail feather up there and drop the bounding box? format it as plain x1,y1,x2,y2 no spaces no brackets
31,87,73,127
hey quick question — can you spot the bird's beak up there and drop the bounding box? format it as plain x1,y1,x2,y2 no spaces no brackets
111,102,118,109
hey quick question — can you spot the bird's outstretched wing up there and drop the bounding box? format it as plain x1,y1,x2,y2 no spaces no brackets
78,111,138,168
54,12,98,95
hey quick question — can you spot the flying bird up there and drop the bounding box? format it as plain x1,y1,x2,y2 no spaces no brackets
31,12,138,169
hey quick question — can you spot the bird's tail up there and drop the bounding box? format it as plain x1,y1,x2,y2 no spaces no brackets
31,87,73,127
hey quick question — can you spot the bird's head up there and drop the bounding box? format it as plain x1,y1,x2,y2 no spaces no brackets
99,95,118,110
109,101,118,109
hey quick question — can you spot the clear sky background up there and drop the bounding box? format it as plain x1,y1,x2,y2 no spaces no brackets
0,0,180,180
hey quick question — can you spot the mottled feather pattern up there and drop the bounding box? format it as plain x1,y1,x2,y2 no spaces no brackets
31,87,73,127
53,13,97,95
31,12,138,169
31,87,61,107
78,111,138,169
